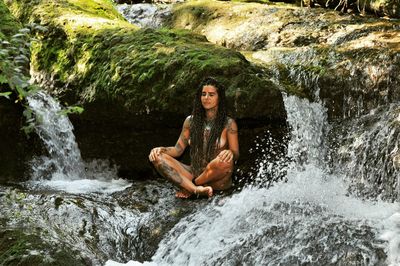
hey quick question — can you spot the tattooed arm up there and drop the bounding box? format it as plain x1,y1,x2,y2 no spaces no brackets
227,118,239,161
149,116,190,161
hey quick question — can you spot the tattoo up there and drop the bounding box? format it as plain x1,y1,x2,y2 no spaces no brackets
183,120,190,130
227,118,238,134
175,134,189,153
175,117,190,153
175,141,184,153
156,161,183,185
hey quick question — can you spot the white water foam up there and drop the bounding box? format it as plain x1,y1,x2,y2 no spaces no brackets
381,212,400,266
106,95,400,265
27,90,86,180
27,178,131,194
106,167,399,265
27,91,131,193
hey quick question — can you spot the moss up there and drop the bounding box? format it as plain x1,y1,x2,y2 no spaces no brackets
0,229,86,265
0,1,22,39
6,0,125,25
7,0,284,120
231,0,277,4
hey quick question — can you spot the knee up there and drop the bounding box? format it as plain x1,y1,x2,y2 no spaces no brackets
151,153,168,167
210,158,234,174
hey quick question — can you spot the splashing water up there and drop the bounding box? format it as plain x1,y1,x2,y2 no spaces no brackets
27,91,86,180
106,95,400,265
333,103,400,201
284,94,329,167
26,91,130,193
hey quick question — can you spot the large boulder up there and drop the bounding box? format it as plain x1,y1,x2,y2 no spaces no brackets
5,0,286,180
167,0,400,119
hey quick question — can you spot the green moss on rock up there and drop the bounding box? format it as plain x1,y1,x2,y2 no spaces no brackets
5,0,286,179
7,0,284,120
0,229,86,265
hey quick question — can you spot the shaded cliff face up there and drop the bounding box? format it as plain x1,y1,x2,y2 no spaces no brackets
0,99,28,183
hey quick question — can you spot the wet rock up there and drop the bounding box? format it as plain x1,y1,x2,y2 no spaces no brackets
116,3,172,28
5,0,286,181
330,103,400,201
0,228,88,265
167,1,400,119
0,182,213,263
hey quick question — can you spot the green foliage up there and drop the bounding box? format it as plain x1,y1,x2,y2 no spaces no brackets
59,105,84,116
0,91,12,99
0,23,84,135
0,24,42,135
0,25,43,102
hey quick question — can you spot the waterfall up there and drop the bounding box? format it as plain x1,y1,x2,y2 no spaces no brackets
284,94,329,167
333,103,400,201
27,90,85,180
104,94,400,265
26,90,131,193
3,90,400,265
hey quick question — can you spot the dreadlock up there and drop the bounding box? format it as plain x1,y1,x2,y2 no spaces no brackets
190,77,228,177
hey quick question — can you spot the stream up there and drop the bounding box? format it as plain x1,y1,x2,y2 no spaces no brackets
2,89,400,265
1,3,400,265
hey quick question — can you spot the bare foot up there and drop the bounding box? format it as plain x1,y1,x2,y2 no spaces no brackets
194,186,213,198
175,189,192,199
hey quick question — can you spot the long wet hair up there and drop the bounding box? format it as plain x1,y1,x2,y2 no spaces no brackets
190,77,228,177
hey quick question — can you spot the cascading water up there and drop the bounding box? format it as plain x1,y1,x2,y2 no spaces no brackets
3,91,400,265
27,90,86,180
333,103,400,201
106,95,400,266
284,94,329,167
25,90,131,193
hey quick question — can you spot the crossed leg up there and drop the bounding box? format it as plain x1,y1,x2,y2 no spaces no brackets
151,153,213,198
194,157,234,190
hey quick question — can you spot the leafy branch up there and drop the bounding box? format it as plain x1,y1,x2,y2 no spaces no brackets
0,23,84,135
0,24,43,101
